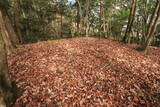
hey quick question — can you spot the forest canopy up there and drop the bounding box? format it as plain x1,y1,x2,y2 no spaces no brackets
1,0,159,47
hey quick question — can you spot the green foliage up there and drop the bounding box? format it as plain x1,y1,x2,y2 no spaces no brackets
9,0,67,43
114,8,129,21
4,0,160,46
53,40,61,42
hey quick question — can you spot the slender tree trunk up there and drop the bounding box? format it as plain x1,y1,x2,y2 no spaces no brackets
141,19,147,45
99,0,107,38
77,3,80,31
77,0,82,35
13,0,22,43
106,6,113,38
85,0,90,37
141,1,149,45
99,0,113,38
60,13,63,38
99,0,103,35
70,13,75,37
123,0,137,43
76,1,80,34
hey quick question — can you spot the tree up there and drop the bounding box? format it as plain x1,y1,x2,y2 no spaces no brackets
13,0,23,43
76,0,82,34
99,0,106,37
141,0,160,52
0,1,19,106
85,0,90,37
0,7,19,54
122,0,137,43
0,9,13,107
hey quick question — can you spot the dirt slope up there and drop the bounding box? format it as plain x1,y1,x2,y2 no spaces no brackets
8,37,160,107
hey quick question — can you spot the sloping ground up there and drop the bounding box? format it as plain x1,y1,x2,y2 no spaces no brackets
8,37,160,107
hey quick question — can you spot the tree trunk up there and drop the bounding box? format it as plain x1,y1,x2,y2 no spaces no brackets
99,0,103,35
76,0,80,34
77,0,82,35
0,15,13,107
0,8,19,107
140,1,150,46
85,0,90,37
77,2,80,31
123,0,137,43
13,0,22,43
102,2,107,37
60,12,63,38
4,13,19,46
0,9,15,55
0,34,13,107
142,1,160,53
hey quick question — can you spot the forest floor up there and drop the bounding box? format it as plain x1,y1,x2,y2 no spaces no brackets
8,37,160,107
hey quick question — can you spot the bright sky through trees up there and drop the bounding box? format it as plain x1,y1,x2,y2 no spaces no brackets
68,0,76,4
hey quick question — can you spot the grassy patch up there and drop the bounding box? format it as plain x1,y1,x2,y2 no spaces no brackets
53,40,61,42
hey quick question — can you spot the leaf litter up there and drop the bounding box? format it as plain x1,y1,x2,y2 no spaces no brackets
8,37,160,107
